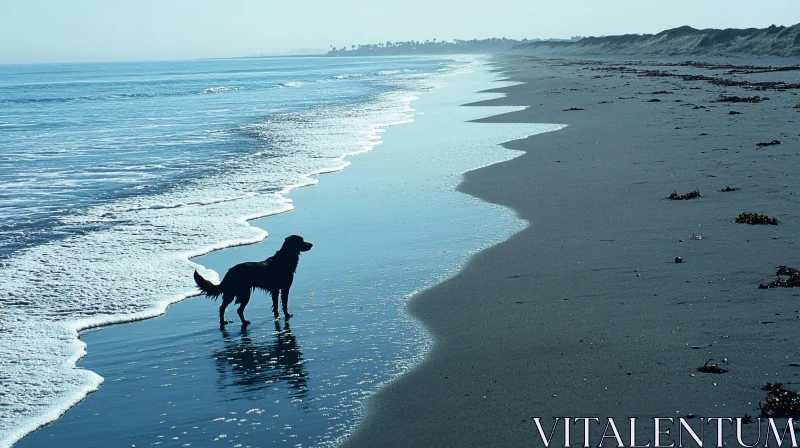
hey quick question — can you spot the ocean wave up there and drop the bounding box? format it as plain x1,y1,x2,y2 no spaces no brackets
118,193,256,213
2,96,93,104
202,86,238,94
121,164,167,171
334,73,364,79
376,69,410,76
0,76,429,448
2,87,241,105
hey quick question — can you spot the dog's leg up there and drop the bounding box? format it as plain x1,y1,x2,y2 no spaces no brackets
271,290,280,319
236,290,251,326
219,292,234,326
281,285,293,319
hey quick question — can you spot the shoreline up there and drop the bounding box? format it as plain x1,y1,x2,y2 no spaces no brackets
2,77,418,448
2,55,453,448
12,59,562,448
342,54,800,447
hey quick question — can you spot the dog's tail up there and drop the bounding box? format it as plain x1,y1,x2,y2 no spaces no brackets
193,270,223,300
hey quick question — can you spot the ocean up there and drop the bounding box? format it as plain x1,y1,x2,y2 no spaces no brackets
1,55,560,447
0,55,457,445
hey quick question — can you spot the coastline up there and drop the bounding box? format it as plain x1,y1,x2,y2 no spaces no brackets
12,59,562,448
2,55,451,448
1,62,420,448
342,54,800,447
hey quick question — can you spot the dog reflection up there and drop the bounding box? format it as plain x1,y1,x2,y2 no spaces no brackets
214,321,308,396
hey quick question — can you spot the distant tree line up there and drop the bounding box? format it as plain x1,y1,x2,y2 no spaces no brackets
326,37,582,56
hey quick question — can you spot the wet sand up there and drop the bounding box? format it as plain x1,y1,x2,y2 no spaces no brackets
343,55,800,447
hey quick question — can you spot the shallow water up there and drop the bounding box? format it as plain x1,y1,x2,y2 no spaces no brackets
0,55,454,447
7,58,563,447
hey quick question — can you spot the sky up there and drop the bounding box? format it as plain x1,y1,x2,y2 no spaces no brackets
1,0,799,64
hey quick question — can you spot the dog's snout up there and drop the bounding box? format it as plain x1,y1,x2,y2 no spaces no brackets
303,242,313,251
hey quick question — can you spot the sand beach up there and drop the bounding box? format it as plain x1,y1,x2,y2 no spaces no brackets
6,52,800,448
10,59,561,448
4,1,800,444
343,54,800,447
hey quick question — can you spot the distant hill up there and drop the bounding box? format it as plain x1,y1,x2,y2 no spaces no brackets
326,38,576,56
514,24,800,57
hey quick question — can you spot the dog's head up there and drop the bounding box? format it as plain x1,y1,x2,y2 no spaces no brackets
282,235,313,252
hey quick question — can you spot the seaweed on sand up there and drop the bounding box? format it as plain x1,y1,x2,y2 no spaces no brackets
716,95,768,103
735,212,779,225
697,359,728,374
756,140,781,147
759,266,800,289
760,383,800,418
720,186,739,192
668,189,701,200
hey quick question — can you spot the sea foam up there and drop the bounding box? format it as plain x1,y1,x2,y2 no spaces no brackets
0,81,423,448
0,55,561,448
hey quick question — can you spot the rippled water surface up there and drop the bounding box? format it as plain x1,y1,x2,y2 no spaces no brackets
2,56,562,448
0,55,459,446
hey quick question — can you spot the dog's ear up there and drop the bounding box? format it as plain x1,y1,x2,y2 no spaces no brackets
282,235,302,248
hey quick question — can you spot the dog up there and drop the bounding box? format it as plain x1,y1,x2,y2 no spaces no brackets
193,235,313,326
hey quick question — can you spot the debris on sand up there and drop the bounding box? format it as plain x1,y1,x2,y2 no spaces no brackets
668,189,701,200
756,140,781,147
563,107,584,111
716,95,768,103
648,99,662,102
697,359,728,374
760,383,800,418
674,257,683,263
735,212,779,225
593,64,800,91
720,186,739,192
728,110,742,115
759,266,800,289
